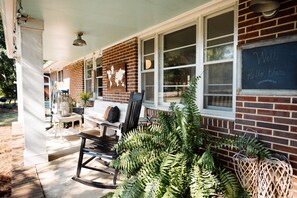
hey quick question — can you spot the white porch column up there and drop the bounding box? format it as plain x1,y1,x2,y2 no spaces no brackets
17,18,48,165
15,59,24,122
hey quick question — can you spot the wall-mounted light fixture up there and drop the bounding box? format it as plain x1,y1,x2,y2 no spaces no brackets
73,32,87,46
249,0,280,18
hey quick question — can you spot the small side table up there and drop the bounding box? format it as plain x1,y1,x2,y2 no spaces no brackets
53,113,82,138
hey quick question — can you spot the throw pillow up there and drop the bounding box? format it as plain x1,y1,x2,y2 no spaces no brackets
103,106,112,120
107,106,120,123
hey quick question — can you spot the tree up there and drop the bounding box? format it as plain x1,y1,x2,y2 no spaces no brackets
0,15,16,102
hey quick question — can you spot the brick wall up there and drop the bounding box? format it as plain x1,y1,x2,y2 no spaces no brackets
64,60,84,103
238,0,297,194
102,37,138,103
235,96,297,170
238,0,297,45
49,60,84,105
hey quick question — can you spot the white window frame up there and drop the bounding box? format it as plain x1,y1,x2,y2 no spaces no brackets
141,37,155,104
138,2,237,119
84,56,93,94
159,23,197,106
95,56,103,99
199,8,237,118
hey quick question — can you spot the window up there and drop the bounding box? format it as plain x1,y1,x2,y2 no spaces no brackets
162,25,196,103
141,39,155,103
203,11,234,111
95,57,103,98
140,8,235,117
84,58,93,94
57,70,63,82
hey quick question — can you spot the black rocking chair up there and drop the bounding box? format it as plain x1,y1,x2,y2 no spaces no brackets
72,91,144,188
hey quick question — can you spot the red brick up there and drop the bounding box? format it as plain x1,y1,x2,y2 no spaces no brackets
276,104,297,111
238,31,259,41
238,2,247,10
246,20,276,32
257,109,290,117
238,27,245,35
274,117,297,126
258,97,291,103
235,124,242,130
274,130,297,140
236,113,242,119
244,114,272,122
236,107,256,114
236,102,243,107
273,144,297,154
290,154,297,162
243,126,272,135
258,134,288,145
257,122,288,131
246,12,260,19
261,23,295,35
276,7,295,20
244,102,273,109
238,7,252,17
235,119,255,126
237,96,257,101
246,34,276,44
278,13,297,25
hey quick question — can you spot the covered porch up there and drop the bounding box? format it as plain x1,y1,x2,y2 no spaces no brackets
1,0,297,197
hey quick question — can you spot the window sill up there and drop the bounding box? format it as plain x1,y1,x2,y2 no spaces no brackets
200,109,235,121
144,103,235,121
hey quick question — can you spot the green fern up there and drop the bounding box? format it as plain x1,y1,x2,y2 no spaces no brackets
111,76,265,197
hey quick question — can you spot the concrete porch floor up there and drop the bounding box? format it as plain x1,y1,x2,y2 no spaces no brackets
11,125,118,198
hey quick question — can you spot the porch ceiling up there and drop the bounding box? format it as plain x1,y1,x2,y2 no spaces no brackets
22,0,210,62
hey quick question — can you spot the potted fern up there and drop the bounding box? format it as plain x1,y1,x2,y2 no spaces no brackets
108,77,243,197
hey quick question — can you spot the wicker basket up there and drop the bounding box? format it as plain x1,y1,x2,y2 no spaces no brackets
258,155,293,198
233,153,259,198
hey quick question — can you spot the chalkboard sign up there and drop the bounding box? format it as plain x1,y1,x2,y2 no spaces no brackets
242,41,297,89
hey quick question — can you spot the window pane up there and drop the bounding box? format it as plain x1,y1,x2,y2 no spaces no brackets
205,63,232,84
163,87,187,103
144,39,154,55
205,44,233,61
207,11,234,39
204,62,233,110
142,73,154,102
86,59,93,69
142,72,154,86
96,57,102,66
98,88,103,97
164,46,196,68
98,78,102,86
164,25,196,50
144,55,154,70
86,80,92,93
144,87,154,101
204,96,232,108
207,36,233,47
86,69,92,78
164,67,195,86
97,67,102,76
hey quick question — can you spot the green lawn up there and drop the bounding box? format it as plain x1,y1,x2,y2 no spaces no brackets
0,111,18,126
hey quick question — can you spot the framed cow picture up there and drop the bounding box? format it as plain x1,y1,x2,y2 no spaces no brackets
106,62,127,92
